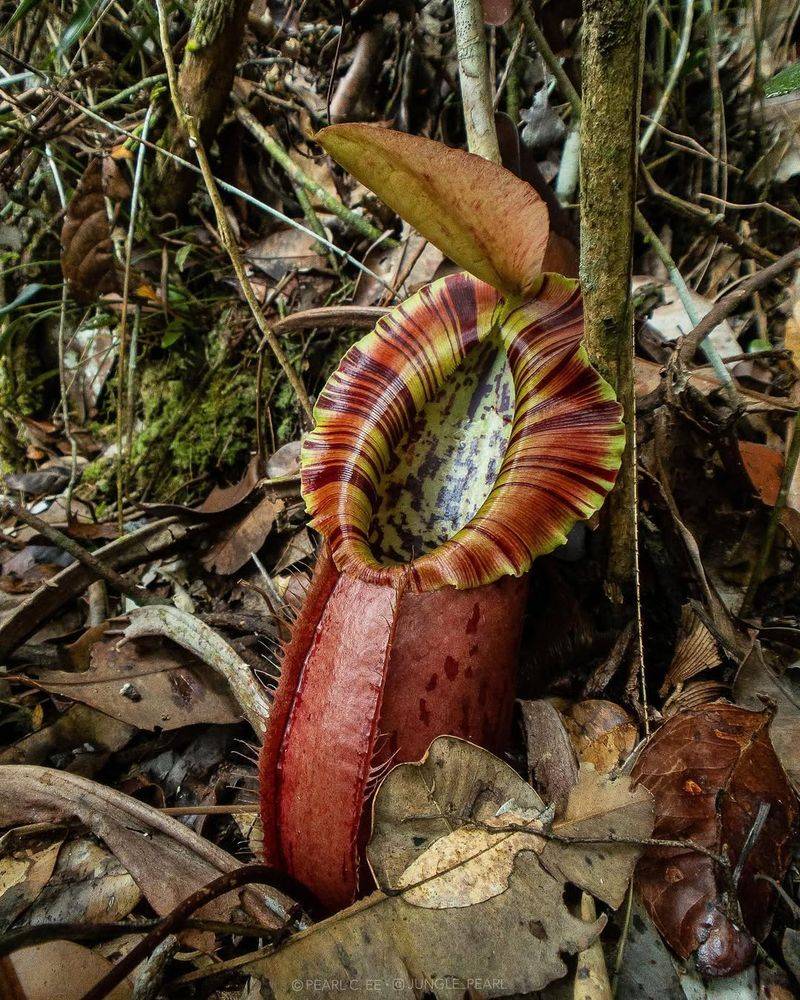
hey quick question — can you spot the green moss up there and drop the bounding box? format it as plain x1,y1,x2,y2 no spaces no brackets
765,60,800,98
189,0,236,50
0,336,42,472
130,357,258,502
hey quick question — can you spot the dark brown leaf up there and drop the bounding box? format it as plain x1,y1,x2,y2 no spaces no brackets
30,631,241,731
631,704,799,977
202,496,283,575
61,159,120,304
519,699,578,813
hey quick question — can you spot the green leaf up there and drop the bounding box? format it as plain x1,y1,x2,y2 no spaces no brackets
58,0,103,53
2,0,46,35
175,244,193,271
316,124,550,298
161,323,184,349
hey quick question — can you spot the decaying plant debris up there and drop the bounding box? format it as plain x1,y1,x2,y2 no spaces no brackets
2,1,800,998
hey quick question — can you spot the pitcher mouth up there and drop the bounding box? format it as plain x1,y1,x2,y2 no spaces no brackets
300,271,625,593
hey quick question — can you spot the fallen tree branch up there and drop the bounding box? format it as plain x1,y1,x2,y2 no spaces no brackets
0,517,195,661
0,497,162,606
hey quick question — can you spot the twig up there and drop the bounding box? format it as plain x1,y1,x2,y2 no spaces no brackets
0,918,284,959
46,144,79,523
640,0,693,154
154,0,314,426
635,210,737,402
678,246,800,365
519,1,581,119
703,0,727,204
482,820,729,869
0,497,161,606
79,865,303,1000
90,73,167,112
741,409,800,614
732,802,770,886
644,170,777,266
493,19,524,111
235,104,392,246
453,0,500,162
117,102,154,530
9,73,386,287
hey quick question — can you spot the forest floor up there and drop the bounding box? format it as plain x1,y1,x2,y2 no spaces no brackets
1,2,800,999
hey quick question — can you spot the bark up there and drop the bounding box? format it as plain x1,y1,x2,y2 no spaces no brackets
154,0,252,214
579,0,646,598
453,0,501,163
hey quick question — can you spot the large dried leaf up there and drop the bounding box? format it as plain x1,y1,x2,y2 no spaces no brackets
316,124,550,297
0,766,293,944
61,159,120,304
631,704,799,977
251,737,653,998
29,629,241,732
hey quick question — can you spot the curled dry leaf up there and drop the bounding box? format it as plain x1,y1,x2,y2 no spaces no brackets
0,766,293,945
252,737,653,998
559,699,638,774
316,124,549,297
61,159,121,304
660,604,722,698
631,704,799,977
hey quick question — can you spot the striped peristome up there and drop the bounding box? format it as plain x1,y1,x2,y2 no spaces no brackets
301,271,625,592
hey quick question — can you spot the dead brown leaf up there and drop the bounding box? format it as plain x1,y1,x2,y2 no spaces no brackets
2,940,133,999
632,703,798,976
0,766,293,944
202,496,283,576
61,159,121,304
29,630,241,732
251,737,653,998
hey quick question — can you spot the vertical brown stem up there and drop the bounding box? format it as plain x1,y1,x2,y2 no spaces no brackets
154,0,253,214
579,0,646,597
